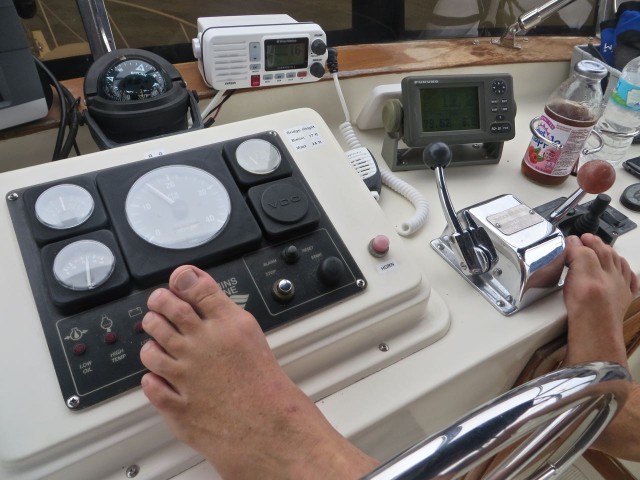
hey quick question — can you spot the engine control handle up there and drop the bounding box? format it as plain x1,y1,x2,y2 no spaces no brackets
547,160,616,227
425,142,498,275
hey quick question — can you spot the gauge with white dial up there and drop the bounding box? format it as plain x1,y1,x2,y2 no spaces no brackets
53,240,115,291
35,184,95,230
235,139,282,174
125,165,231,249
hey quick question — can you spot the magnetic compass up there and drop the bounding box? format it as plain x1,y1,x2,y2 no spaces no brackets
235,139,282,175
52,239,116,291
125,165,231,249
621,183,640,212
83,48,202,149
34,184,95,229
100,57,169,101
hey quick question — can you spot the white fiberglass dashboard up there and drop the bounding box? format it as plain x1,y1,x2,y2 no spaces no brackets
0,108,449,479
1,61,639,480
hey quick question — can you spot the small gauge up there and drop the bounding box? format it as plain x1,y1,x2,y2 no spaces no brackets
235,139,282,175
620,183,640,212
53,240,116,291
35,184,95,229
125,165,231,249
100,57,170,101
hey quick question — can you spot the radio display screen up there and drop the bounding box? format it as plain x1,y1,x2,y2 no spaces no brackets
265,38,308,71
419,86,480,132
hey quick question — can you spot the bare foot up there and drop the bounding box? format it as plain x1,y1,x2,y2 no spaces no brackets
562,234,638,368
139,265,378,479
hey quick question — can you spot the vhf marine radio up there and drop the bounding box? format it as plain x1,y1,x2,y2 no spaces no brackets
381,74,516,170
192,15,328,90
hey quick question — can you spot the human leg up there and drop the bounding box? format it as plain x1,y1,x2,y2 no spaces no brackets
139,265,378,480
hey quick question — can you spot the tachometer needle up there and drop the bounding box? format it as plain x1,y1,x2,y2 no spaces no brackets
146,183,175,204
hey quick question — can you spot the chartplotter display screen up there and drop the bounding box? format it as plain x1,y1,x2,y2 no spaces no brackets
420,86,480,132
401,74,516,146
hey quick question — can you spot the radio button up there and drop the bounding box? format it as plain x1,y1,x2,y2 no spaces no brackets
249,42,261,61
275,73,285,80
263,74,273,81
311,39,327,55
310,62,325,78
286,72,295,79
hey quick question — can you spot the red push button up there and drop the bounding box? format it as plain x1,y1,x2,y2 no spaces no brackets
368,235,390,257
251,75,261,87
297,71,307,78
134,321,145,334
104,332,117,344
73,343,86,356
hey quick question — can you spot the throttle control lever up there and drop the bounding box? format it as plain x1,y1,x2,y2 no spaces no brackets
424,143,498,275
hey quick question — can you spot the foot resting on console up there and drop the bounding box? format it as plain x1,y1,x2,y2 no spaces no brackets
139,265,379,479
140,234,640,477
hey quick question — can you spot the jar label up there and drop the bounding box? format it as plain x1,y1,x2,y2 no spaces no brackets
611,78,640,111
523,114,593,176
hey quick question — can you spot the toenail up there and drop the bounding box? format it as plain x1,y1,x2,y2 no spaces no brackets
175,269,198,291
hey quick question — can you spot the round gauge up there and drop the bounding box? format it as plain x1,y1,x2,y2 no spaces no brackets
35,184,95,229
100,57,169,101
235,139,282,174
620,183,640,212
125,165,231,249
53,240,115,291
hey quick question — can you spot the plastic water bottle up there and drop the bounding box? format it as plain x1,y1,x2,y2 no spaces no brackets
583,56,640,166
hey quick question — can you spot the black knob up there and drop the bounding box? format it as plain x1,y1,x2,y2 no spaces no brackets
309,62,325,79
318,256,345,286
281,245,300,264
423,142,452,170
311,39,327,55
570,194,611,236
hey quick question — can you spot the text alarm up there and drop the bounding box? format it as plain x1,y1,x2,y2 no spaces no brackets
192,15,328,90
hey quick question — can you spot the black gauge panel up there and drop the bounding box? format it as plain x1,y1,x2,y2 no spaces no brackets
6,131,366,410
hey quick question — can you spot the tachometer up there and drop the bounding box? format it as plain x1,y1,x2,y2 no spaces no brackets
125,165,231,249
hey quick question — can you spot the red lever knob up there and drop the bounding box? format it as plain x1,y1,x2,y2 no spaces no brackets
577,160,616,194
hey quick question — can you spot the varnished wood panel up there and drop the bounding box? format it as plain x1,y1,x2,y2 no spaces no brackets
1,36,587,141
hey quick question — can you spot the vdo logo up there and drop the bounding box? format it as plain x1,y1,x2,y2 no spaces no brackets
267,195,302,209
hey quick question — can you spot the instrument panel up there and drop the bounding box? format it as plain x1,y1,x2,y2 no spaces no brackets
7,131,365,410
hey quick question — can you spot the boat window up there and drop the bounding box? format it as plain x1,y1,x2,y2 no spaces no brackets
19,0,599,80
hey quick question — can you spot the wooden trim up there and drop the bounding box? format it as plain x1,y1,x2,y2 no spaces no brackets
1,35,588,141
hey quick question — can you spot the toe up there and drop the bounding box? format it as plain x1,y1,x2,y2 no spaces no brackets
141,311,183,357
147,286,202,335
169,265,240,321
141,372,182,410
140,339,179,379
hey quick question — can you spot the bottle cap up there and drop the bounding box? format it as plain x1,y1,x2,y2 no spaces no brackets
574,60,608,80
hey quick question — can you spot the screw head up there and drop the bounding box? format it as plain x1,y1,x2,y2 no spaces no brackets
379,343,390,352
126,465,140,478
66,396,80,409
356,279,366,289
7,192,19,201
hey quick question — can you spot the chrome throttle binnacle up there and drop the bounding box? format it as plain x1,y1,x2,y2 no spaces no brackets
428,142,565,315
